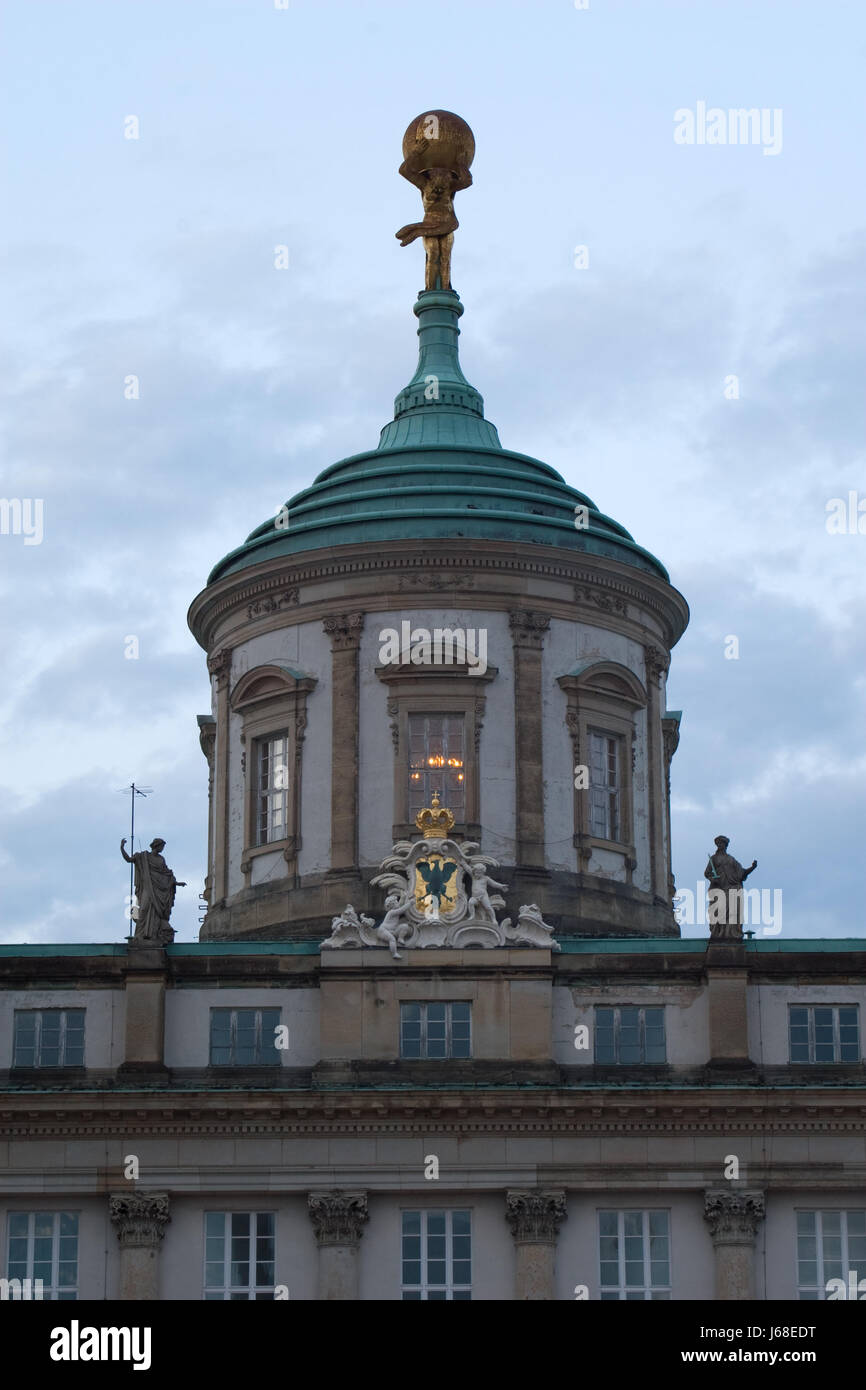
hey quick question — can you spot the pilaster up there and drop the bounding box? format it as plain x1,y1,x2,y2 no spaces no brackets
505,1188,567,1300
323,613,365,875
509,612,550,871
703,1190,765,1300
109,1191,171,1300
308,1191,369,1300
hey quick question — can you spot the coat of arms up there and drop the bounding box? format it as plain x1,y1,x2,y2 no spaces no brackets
321,794,559,955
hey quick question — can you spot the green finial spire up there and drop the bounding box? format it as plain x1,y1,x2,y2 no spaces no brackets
378,290,501,451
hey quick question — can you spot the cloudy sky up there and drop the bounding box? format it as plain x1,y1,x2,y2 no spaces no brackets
1,0,863,943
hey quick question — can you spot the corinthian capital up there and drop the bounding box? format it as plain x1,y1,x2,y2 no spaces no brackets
308,1191,369,1246
643,644,670,685
109,1192,171,1249
323,612,365,651
206,646,233,689
509,611,551,649
703,1190,765,1245
505,1189,567,1243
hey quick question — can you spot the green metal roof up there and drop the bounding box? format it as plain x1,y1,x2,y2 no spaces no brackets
207,289,670,584
1,939,861,959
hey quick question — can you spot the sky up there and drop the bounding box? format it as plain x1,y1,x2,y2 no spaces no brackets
1,0,864,943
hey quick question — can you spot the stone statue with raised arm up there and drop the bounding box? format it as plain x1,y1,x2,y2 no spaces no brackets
120,837,186,944
704,835,758,939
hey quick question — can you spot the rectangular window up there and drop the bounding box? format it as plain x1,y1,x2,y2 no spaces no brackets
594,1006,666,1064
13,1010,85,1068
401,1210,471,1300
789,1005,860,1063
599,1210,670,1300
6,1212,78,1300
797,1210,866,1299
255,734,289,845
209,1008,281,1066
203,1212,276,1300
400,1002,471,1059
589,731,621,841
408,714,465,821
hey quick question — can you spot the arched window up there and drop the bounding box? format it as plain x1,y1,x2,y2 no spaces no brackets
229,664,317,881
557,661,647,878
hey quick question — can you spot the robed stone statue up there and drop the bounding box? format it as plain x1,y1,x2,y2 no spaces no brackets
705,835,757,940
120,837,185,944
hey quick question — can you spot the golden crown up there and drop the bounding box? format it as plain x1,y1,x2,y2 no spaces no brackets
414,792,455,840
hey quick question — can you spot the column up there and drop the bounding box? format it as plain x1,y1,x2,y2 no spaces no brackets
703,1190,765,1299
643,644,670,903
207,646,233,904
109,1192,171,1300
197,714,216,907
505,1189,567,1300
323,613,365,875
509,612,550,871
308,1191,368,1300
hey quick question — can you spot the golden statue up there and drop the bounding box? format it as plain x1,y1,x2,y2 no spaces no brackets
396,111,474,291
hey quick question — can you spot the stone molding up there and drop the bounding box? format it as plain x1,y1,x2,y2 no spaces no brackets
703,1190,766,1245
247,588,299,619
188,546,688,655
109,1191,171,1248
308,1191,369,1246
505,1189,567,1243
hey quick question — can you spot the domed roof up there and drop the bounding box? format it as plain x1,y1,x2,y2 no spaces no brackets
208,289,668,584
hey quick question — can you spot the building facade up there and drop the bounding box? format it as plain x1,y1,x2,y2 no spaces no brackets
2,126,864,1301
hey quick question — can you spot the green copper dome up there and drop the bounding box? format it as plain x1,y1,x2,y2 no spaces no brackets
208,290,668,584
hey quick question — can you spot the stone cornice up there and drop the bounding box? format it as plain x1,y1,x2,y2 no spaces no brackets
4,1088,865,1141
109,1191,171,1248
188,541,689,654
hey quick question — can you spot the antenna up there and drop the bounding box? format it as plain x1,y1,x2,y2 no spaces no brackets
116,783,152,927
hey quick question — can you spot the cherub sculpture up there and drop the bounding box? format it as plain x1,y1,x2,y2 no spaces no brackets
466,861,508,924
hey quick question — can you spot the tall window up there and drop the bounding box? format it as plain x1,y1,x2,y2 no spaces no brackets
797,1211,866,1298
599,1210,670,1300
255,733,289,845
595,1006,666,1064
408,714,465,820
789,1006,860,1063
400,1002,471,1059
13,1010,84,1068
589,731,620,841
6,1213,78,1300
209,1008,281,1066
401,1211,471,1300
204,1212,275,1299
